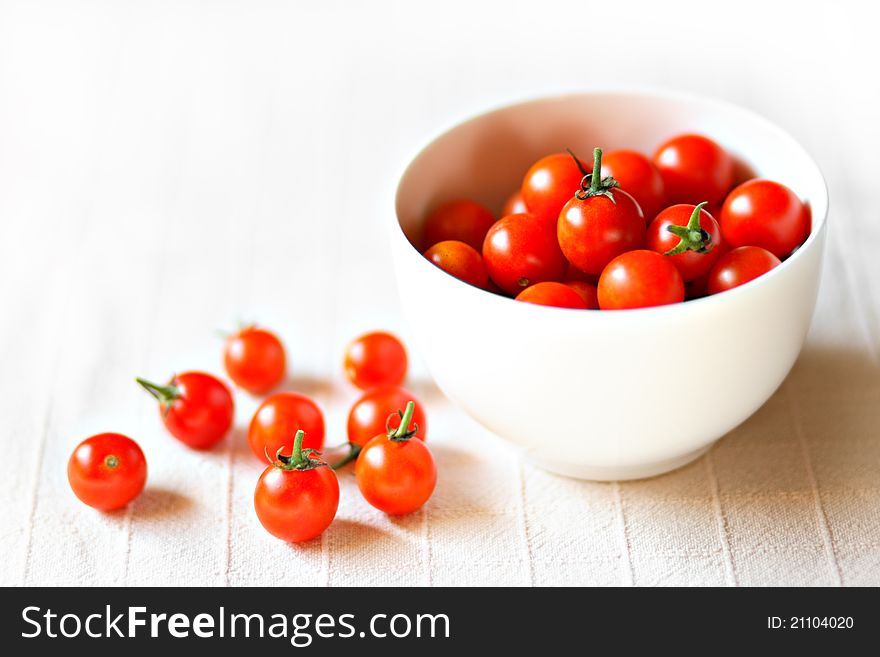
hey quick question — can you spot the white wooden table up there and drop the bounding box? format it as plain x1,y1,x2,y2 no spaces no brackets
1,0,878,586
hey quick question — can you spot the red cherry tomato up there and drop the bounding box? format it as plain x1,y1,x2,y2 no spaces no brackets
521,152,588,223
249,391,325,460
598,250,685,310
653,134,734,205
646,202,723,282
707,246,781,294
564,281,599,309
137,372,234,449
223,325,286,394
355,402,436,515
601,149,666,223
563,262,600,285
720,179,810,259
344,331,408,390
557,149,645,275
502,189,528,216
347,385,427,448
254,430,339,543
685,238,731,299
68,433,147,511
482,212,567,295
423,240,490,289
422,199,496,252
515,282,587,309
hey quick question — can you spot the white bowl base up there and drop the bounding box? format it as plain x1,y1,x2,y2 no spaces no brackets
529,444,713,481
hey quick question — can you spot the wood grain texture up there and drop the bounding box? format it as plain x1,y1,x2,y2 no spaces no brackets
1,0,878,586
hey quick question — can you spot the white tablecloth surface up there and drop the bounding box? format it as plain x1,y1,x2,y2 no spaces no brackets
1,0,878,586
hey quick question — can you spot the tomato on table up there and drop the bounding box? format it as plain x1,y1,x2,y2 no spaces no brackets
515,282,587,309
347,385,427,448
557,148,646,275
68,433,147,511
501,189,528,216
249,391,325,460
598,250,685,310
422,199,496,252
646,202,723,282
521,152,589,224
136,372,234,449
720,179,810,258
653,134,734,205
424,240,490,289
482,212,567,295
254,430,339,543
223,325,286,394
344,331,408,390
601,149,666,223
356,402,436,515
707,246,782,294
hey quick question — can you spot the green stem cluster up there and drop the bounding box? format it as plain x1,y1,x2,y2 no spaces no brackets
269,430,324,471
664,202,714,255
387,402,418,442
571,148,619,203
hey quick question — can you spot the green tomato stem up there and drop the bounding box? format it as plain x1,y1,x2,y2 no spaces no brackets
392,401,416,440
291,429,306,467
329,443,362,470
574,147,619,203
135,377,179,404
590,148,603,193
269,430,325,471
664,202,713,256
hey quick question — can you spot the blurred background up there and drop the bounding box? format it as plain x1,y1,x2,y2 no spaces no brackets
1,0,877,586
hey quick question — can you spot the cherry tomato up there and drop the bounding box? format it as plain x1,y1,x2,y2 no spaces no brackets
68,433,147,511
515,282,587,309
223,325,286,394
563,262,600,285
704,202,724,223
598,250,685,310
720,179,810,259
137,372,234,449
249,391,325,460
601,149,666,222
348,385,427,448
685,239,731,299
646,202,723,282
707,246,781,294
423,240,490,289
482,212,567,295
557,148,645,275
501,189,528,216
422,199,496,252
564,281,599,309
254,430,339,543
521,152,588,224
653,134,734,205
355,402,436,515
343,331,408,389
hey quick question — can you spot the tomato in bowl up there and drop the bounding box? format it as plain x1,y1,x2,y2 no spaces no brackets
392,91,827,480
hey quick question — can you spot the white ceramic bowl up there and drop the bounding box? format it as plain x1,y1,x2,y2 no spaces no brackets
391,90,828,480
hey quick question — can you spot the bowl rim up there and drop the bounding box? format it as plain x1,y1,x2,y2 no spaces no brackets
391,88,829,317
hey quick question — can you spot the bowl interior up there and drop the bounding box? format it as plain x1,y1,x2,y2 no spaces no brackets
395,91,828,253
